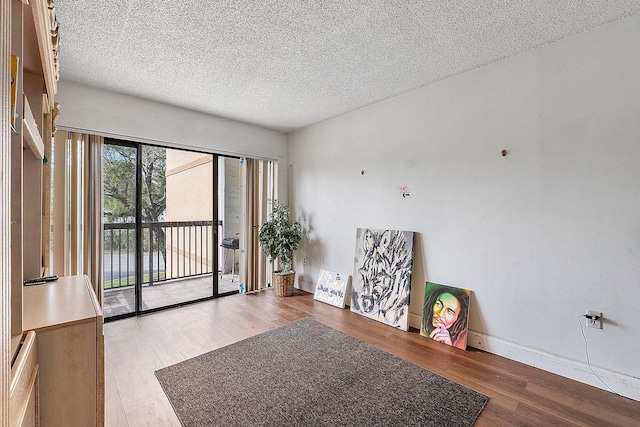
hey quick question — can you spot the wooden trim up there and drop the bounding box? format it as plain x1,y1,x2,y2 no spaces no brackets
42,93,49,114
85,274,103,318
41,110,52,274
52,130,66,275
2,0,13,424
93,284,104,427
10,0,24,337
69,133,79,274
29,0,58,106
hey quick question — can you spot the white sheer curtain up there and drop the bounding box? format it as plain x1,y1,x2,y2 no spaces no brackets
52,131,104,304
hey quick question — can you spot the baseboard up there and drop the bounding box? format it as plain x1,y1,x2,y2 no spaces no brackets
305,294,640,401
408,313,640,401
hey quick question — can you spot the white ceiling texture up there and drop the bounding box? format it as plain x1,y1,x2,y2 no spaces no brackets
55,1,640,133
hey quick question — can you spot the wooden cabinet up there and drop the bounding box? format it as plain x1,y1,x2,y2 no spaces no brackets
23,275,104,427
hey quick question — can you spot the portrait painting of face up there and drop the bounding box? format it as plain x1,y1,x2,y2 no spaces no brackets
351,228,414,331
420,282,471,350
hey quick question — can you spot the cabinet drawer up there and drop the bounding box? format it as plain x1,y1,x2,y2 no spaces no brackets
10,331,38,427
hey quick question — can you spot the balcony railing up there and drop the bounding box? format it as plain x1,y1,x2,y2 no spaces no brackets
104,220,220,290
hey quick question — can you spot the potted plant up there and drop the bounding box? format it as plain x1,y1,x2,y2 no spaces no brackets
258,201,302,297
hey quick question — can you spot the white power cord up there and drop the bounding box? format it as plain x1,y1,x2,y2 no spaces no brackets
577,315,618,395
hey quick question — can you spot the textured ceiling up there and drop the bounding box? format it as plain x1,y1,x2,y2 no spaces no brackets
55,1,640,133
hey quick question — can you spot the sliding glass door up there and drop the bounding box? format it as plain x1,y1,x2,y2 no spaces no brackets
103,142,138,317
217,156,242,294
141,147,216,310
103,139,242,320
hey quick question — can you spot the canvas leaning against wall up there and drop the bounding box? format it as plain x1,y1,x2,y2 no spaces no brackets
351,228,414,331
420,282,471,350
313,269,350,308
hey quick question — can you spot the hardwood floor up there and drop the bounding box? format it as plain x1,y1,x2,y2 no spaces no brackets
104,289,640,426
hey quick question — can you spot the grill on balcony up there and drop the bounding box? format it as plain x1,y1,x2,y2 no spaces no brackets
220,237,239,282
220,237,239,250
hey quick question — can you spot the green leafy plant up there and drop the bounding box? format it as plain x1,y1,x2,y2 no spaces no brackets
258,201,302,272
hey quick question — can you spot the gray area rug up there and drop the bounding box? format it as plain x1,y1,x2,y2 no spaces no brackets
155,317,489,426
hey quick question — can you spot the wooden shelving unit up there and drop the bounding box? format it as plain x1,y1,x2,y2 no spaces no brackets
3,5,104,427
9,0,59,352
5,1,62,426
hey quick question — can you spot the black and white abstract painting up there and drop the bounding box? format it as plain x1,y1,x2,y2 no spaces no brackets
351,228,414,331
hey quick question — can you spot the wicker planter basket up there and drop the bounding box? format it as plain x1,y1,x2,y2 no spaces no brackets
273,271,295,297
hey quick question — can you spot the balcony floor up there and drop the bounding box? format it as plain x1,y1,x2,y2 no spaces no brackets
104,273,239,318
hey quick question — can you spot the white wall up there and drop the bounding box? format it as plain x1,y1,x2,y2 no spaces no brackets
289,13,640,399
56,80,289,198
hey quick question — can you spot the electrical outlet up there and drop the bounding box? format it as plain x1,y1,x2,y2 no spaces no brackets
586,310,602,329
303,257,307,264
